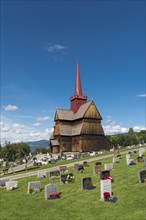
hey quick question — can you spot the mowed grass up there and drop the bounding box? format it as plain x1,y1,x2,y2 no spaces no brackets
0,152,146,220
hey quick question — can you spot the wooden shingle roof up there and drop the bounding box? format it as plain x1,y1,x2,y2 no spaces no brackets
55,109,74,121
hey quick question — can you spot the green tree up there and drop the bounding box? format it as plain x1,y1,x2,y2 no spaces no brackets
128,128,139,146
138,130,146,144
17,142,30,171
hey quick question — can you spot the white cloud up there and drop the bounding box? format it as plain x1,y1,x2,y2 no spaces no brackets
13,123,24,129
133,125,146,132
36,116,50,121
137,94,146,97
103,124,129,135
3,105,18,111
47,44,66,52
33,122,41,127
0,117,53,146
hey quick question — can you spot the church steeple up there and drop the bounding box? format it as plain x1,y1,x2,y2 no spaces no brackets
70,61,87,113
74,60,82,96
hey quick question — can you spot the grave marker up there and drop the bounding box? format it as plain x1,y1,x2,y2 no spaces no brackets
45,184,58,200
100,179,112,200
49,170,60,179
60,173,74,184
137,170,146,183
37,170,46,178
28,181,41,194
5,181,18,190
104,163,113,171
93,164,101,174
113,157,120,163
59,166,68,172
81,177,93,190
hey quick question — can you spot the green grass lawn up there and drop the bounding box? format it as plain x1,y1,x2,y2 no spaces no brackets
0,151,146,220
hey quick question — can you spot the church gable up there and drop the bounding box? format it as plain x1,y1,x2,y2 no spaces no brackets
84,101,102,120
55,109,73,121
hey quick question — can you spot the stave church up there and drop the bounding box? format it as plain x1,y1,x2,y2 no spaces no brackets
50,61,111,153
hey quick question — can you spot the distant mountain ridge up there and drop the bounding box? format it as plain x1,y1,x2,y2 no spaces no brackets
26,139,50,152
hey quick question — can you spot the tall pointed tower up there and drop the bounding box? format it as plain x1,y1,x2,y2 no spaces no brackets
70,61,87,113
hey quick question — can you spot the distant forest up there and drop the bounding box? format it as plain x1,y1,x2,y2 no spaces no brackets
107,129,146,149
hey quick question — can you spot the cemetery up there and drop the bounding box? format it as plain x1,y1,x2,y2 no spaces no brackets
0,149,146,220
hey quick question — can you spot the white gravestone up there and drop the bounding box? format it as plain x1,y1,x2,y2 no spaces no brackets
113,157,119,163
104,163,113,171
126,154,131,165
45,184,58,200
37,170,46,178
5,181,18,190
100,179,112,201
139,148,145,157
28,181,41,194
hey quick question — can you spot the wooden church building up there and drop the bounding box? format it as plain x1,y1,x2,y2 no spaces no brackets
50,62,111,153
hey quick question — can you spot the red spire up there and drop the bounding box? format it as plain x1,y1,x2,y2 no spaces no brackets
74,61,82,96
70,60,87,113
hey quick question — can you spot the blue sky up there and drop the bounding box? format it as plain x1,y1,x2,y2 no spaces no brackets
1,0,145,145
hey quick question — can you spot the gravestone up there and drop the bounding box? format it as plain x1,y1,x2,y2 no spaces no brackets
144,158,146,167
0,178,9,188
137,156,144,162
104,163,113,171
117,154,122,159
50,159,56,164
95,162,101,165
49,170,60,179
81,177,93,190
93,164,101,174
100,179,112,201
59,166,68,172
126,154,131,165
60,173,74,184
139,148,145,157
5,181,18,190
37,170,46,178
45,184,58,200
83,161,89,167
77,165,84,173
113,157,120,163
100,170,110,180
74,164,80,172
137,170,146,183
28,181,41,194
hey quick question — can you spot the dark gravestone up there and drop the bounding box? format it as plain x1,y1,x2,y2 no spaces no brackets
137,156,144,162
77,165,84,173
133,151,137,154
95,162,101,165
82,177,94,190
100,170,110,180
138,170,146,183
117,154,122,159
83,161,89,167
60,173,74,184
49,170,60,179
